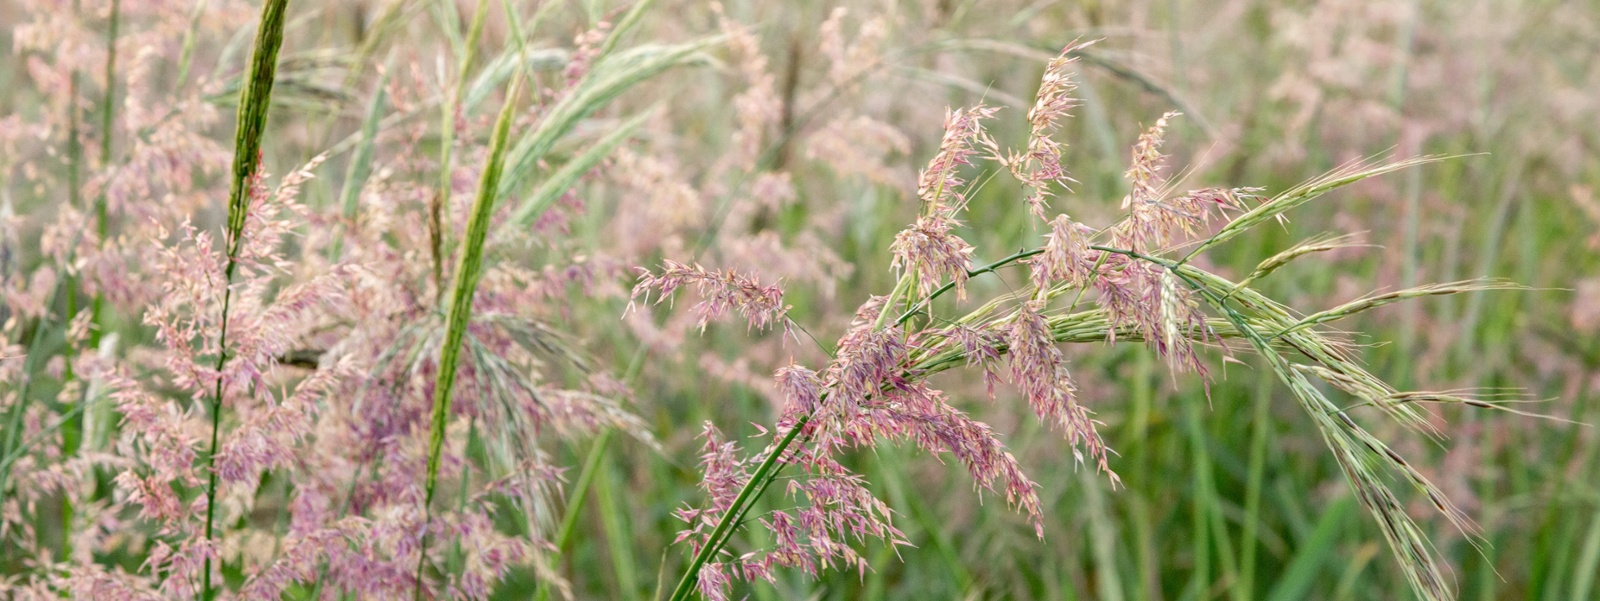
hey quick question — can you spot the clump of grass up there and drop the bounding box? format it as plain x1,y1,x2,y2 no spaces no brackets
413,2,709,595
3,2,1589,599
637,47,1516,601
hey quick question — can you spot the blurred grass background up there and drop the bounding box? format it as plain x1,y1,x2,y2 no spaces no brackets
4,0,1597,599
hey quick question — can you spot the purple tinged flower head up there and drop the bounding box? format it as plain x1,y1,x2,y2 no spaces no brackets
630,260,790,335
944,324,1004,398
916,105,1001,213
890,212,975,300
1029,213,1098,288
1007,301,1117,482
775,363,822,418
1010,41,1092,220
1115,112,1180,252
825,323,909,429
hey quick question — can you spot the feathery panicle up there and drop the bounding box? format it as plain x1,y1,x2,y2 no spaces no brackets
673,423,752,553
631,260,790,334
943,324,1005,398
1123,112,1179,212
917,105,1001,212
890,212,976,300
1010,41,1090,220
1007,300,1115,479
1029,213,1097,288
775,363,822,419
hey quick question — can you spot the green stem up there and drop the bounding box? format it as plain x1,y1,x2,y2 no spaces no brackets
200,1,290,599
81,0,122,464
63,0,83,386
667,415,811,601
1238,363,1275,599
534,429,615,601
895,249,1043,325
0,222,100,497
413,69,522,601
96,0,120,240
431,0,490,302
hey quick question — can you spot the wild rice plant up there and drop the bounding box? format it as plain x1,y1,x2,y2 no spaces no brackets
635,46,1519,601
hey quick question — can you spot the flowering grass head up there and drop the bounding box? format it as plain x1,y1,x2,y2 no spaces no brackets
643,43,1522,601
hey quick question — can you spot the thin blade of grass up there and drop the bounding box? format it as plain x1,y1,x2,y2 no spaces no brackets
415,68,523,600
330,64,389,259
508,109,651,227
1265,497,1354,601
200,1,291,599
1183,155,1459,263
495,37,719,200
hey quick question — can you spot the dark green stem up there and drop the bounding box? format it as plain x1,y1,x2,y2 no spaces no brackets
413,71,522,601
63,0,83,386
534,429,615,601
896,248,1044,325
667,414,811,601
200,1,289,599
96,0,120,241
84,0,121,410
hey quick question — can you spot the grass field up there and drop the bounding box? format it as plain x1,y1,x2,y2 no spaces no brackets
1,1,1597,600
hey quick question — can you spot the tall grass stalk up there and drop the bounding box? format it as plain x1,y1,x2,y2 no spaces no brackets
661,157,1485,601
414,6,699,591
3,0,120,557
95,0,121,242
63,0,84,386
414,68,523,601
199,0,290,598
74,0,125,456
330,65,389,260
430,0,490,299
533,429,614,601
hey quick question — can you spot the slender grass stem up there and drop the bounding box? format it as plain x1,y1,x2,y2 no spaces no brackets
83,0,122,375
431,0,490,301
1239,363,1275,599
534,429,615,601
413,69,522,601
0,217,103,496
63,0,83,386
667,414,810,601
96,0,120,240
896,248,1043,325
199,2,290,599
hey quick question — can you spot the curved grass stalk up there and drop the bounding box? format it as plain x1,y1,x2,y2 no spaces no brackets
1179,155,1454,264
414,69,523,601
430,0,491,298
330,65,389,260
415,4,694,596
200,1,290,598
664,222,1497,601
